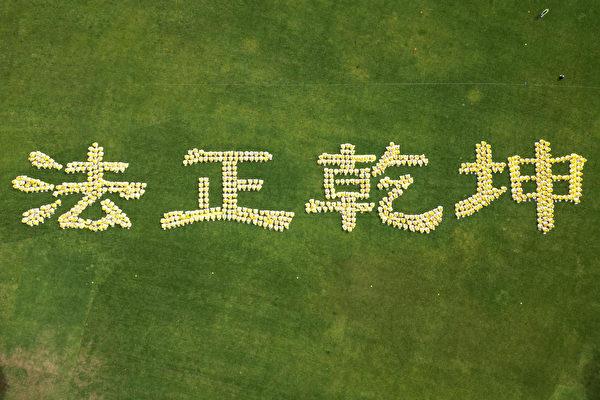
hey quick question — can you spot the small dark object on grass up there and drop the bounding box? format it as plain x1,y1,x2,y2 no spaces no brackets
559,74,565,80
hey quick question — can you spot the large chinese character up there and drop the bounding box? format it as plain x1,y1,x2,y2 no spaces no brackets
161,150,294,231
372,143,443,233
508,139,586,233
305,144,375,232
455,141,507,218
12,143,146,231
305,142,443,233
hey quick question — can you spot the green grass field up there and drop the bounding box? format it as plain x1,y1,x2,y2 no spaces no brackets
1,1,600,399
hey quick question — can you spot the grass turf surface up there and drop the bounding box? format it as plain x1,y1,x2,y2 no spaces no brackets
1,0,600,399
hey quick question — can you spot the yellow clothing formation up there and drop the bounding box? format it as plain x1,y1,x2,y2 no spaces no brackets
162,150,294,231
455,141,507,218
509,140,586,233
12,143,146,231
306,142,443,233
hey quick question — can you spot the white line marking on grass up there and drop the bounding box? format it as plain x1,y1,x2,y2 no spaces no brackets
134,82,600,90
5,82,600,90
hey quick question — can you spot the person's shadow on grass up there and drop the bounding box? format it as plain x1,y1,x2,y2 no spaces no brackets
584,351,600,400
0,366,7,400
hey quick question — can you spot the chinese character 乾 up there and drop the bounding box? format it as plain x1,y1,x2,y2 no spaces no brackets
305,143,443,233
